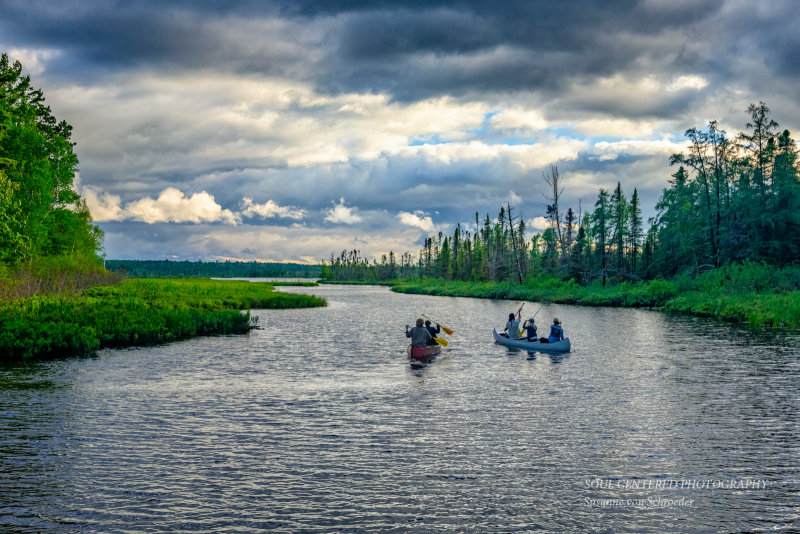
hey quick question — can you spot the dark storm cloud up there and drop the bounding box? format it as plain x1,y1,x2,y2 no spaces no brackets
2,3,205,65
282,0,728,103
4,0,728,101
0,0,301,82
6,0,797,115
4,0,800,261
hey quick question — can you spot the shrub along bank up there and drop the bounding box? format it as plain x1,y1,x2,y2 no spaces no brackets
0,278,326,360
339,262,800,329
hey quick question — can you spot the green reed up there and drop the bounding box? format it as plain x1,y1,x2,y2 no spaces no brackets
0,279,326,360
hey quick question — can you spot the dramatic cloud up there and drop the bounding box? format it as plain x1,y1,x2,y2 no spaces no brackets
397,211,436,233
85,187,239,225
3,0,799,261
83,188,124,222
241,198,306,220
324,198,363,224
528,217,550,232
100,221,429,264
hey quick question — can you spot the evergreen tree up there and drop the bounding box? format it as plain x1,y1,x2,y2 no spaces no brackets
628,188,642,275
436,236,452,279
771,129,800,262
739,101,778,209
564,207,576,266
610,182,629,276
592,189,610,286
671,126,719,267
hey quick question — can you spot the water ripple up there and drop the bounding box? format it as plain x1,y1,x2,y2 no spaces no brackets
1,284,798,532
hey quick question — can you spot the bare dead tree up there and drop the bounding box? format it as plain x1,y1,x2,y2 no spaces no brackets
506,203,524,283
543,164,566,257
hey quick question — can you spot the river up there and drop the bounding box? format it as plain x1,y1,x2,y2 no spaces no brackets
1,283,798,532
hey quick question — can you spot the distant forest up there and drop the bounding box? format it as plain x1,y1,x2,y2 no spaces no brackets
106,260,321,279
323,102,800,284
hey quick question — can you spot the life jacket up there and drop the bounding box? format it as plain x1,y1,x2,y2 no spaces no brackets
549,324,563,341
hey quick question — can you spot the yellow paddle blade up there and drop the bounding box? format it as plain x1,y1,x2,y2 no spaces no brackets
422,313,454,335
518,330,526,338
433,337,448,347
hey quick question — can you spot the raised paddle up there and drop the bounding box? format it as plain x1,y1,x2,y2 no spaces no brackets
421,314,454,336
519,304,544,337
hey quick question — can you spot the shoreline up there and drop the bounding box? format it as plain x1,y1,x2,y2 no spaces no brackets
321,273,800,330
0,278,326,362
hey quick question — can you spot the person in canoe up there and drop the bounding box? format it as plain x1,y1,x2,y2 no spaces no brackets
406,318,433,347
424,319,441,346
522,316,538,341
502,306,522,338
540,317,564,343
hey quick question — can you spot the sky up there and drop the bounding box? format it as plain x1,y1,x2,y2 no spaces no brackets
2,0,800,263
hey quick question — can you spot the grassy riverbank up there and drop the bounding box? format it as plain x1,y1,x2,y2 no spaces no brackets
328,262,800,329
0,278,326,361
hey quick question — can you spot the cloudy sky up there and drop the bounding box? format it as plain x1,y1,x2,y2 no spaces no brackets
2,0,799,262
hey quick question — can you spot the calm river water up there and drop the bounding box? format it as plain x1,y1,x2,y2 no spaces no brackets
2,283,799,533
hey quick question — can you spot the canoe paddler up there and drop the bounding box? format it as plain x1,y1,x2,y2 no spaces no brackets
424,319,441,346
406,318,433,348
503,304,523,338
548,318,564,343
522,317,538,341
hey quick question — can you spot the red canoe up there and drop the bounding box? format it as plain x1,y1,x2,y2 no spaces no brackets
407,344,441,359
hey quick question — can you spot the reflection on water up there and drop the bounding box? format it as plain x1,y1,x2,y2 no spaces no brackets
1,284,799,532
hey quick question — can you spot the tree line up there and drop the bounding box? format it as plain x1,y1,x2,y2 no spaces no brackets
1,53,103,268
323,102,799,284
106,259,322,278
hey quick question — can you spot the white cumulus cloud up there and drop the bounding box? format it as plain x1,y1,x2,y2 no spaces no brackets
126,188,239,224
490,109,548,132
84,186,239,225
324,197,363,224
83,188,124,222
528,216,550,232
397,210,435,232
241,197,305,220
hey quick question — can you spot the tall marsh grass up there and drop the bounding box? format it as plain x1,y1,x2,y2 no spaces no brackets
385,261,800,329
0,278,326,360
0,255,123,300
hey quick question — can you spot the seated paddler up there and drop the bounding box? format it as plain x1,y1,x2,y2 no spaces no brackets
548,317,564,343
502,310,521,338
522,317,537,341
424,319,441,346
406,318,433,347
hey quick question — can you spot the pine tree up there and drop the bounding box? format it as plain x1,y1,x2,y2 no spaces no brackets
628,188,642,275
592,189,610,286
610,182,628,276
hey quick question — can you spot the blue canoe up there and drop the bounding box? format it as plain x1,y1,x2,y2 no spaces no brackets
493,328,571,352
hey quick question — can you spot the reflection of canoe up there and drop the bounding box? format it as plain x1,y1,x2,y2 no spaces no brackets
493,328,571,352
407,344,441,359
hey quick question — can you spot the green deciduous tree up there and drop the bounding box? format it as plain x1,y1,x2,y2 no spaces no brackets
0,52,103,266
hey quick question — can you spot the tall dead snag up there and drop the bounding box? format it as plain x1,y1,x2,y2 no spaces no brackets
544,164,566,258
506,203,524,283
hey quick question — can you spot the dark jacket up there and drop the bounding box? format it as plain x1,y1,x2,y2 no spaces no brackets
549,324,564,342
425,325,441,345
